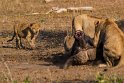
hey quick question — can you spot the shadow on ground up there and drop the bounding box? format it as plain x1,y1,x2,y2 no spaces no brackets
39,52,67,68
38,30,67,48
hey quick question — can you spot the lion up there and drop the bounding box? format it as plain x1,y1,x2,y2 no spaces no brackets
93,18,124,68
71,14,117,65
72,14,104,39
7,22,41,49
71,14,104,61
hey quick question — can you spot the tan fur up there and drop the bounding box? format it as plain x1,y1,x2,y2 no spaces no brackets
93,18,124,67
65,14,103,55
7,22,41,49
72,14,104,39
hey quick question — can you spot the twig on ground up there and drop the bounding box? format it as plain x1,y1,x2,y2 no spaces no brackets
1,58,13,83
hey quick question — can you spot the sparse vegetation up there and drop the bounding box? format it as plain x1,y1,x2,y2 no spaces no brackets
0,0,124,82
13,77,30,83
23,77,30,83
96,73,124,83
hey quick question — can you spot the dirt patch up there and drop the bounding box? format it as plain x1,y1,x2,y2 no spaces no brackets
0,0,124,82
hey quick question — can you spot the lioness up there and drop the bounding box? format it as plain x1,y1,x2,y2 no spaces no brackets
93,18,124,67
7,22,41,49
72,14,104,39
72,14,113,64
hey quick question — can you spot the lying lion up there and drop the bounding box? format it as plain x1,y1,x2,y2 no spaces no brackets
7,22,41,49
93,18,124,68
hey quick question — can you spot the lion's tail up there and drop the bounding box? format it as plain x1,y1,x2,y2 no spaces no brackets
7,28,16,42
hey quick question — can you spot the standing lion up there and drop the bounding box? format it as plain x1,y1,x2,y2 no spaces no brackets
7,22,41,49
72,14,104,39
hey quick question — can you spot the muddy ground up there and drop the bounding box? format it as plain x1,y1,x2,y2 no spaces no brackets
0,0,124,83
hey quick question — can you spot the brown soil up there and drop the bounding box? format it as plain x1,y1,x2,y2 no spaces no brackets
0,0,124,82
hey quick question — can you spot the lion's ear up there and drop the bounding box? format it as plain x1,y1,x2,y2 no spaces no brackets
94,21,100,27
106,18,116,22
105,18,110,22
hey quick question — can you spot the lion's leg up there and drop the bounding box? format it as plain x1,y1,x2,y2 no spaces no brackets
103,51,113,67
26,36,32,49
15,36,20,49
116,55,124,68
19,38,24,49
30,32,39,49
30,40,35,49
30,35,37,49
104,48,121,67
18,37,22,49
16,37,19,49
26,36,35,49
25,31,33,49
